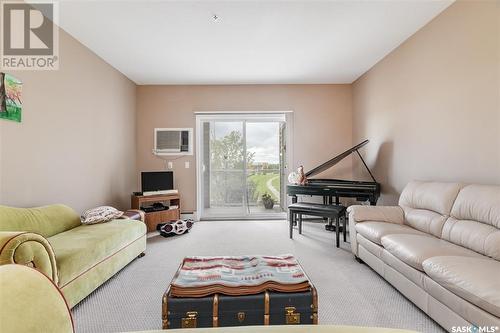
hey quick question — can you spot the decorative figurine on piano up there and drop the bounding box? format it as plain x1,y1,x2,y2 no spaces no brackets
288,165,308,185
297,165,308,185
287,170,299,184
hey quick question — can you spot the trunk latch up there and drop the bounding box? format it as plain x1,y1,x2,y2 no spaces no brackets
285,306,300,324
182,311,198,328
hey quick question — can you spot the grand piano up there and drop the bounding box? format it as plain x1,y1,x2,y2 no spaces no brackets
287,140,381,208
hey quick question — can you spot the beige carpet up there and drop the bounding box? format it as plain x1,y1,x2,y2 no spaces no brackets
71,221,444,333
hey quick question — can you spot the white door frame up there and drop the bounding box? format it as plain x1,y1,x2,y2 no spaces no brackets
195,111,294,220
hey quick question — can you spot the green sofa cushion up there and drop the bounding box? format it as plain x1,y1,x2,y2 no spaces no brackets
48,219,146,287
0,204,81,238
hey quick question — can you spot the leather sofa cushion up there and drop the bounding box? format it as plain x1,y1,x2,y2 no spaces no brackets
355,222,426,246
403,208,447,238
442,217,500,261
381,234,482,271
399,181,463,215
48,219,146,287
423,256,500,317
381,249,427,288
450,184,500,228
423,275,500,327
439,184,500,260
357,233,384,258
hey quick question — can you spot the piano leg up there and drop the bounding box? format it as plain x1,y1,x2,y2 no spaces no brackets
343,214,347,242
291,195,298,226
323,197,328,223
325,196,334,231
289,210,294,239
298,214,302,234
335,216,340,248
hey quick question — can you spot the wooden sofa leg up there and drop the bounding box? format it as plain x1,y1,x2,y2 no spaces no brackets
138,252,145,258
354,256,364,264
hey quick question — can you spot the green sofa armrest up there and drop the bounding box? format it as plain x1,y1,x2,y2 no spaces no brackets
0,265,73,333
122,209,145,222
0,231,58,285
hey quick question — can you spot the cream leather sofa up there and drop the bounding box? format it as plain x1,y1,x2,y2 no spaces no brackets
348,181,500,330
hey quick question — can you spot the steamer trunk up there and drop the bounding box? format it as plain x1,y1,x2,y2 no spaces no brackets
162,285,318,329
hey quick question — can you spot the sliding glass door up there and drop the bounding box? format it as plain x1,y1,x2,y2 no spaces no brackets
207,121,246,217
246,121,282,215
197,113,288,220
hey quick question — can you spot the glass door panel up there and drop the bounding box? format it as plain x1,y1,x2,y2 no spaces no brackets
279,121,287,211
203,121,246,218
246,122,283,215
198,115,287,220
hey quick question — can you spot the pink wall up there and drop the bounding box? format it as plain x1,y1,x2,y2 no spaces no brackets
0,30,137,213
3,1,497,214
352,0,500,204
136,85,352,212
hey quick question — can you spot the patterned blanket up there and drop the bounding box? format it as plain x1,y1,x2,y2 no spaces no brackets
169,254,311,297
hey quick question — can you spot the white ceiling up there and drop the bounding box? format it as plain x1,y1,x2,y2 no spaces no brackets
54,0,453,85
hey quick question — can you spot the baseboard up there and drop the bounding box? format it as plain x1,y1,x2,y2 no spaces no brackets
181,212,196,220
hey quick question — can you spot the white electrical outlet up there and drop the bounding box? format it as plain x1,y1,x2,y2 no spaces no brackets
167,161,173,169
185,161,190,169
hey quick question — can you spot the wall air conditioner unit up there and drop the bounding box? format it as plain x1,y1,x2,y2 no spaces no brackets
153,128,193,156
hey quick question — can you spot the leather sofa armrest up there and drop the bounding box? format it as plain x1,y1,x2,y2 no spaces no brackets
122,209,145,222
347,205,405,225
0,232,58,285
347,205,405,256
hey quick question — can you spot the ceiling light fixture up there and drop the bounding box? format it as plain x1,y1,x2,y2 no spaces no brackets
212,14,220,22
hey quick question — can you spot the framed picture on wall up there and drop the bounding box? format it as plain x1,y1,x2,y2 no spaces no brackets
0,72,23,123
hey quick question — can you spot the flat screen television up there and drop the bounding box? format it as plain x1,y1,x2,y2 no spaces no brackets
141,171,174,193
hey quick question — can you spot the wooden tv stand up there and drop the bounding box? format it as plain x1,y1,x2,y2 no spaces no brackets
131,193,181,232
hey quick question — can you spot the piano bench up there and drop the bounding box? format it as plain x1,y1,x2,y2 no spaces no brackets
288,203,346,248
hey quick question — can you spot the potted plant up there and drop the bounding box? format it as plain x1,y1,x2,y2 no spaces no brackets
262,193,275,209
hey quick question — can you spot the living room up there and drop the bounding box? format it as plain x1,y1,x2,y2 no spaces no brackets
0,1,499,333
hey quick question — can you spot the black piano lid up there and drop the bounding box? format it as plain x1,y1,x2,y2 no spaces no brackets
304,139,377,182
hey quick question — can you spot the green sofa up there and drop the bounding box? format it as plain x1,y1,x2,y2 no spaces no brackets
1,264,417,333
0,204,147,308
